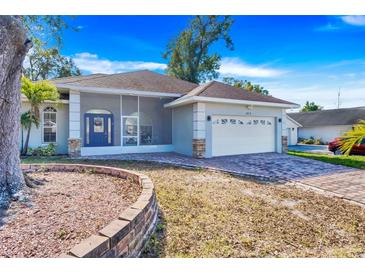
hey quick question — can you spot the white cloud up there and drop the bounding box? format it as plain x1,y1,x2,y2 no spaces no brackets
73,52,167,74
219,57,288,78
315,23,342,32
341,16,365,26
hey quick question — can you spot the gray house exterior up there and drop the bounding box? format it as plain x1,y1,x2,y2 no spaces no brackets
20,70,298,158
288,107,365,144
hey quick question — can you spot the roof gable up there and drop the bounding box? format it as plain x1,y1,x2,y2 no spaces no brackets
183,81,296,105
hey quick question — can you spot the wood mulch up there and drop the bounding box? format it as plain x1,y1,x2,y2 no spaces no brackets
0,171,141,258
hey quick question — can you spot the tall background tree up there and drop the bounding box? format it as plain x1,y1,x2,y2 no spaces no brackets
301,101,323,112
223,77,269,95
24,44,80,81
163,16,234,84
0,16,74,209
21,77,59,155
21,16,81,81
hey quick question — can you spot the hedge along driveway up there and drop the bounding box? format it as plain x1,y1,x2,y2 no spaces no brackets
22,158,365,258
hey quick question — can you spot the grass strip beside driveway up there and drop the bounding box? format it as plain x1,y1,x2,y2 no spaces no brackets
288,151,365,170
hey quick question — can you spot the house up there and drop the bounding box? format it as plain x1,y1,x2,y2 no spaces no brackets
20,70,299,158
287,107,365,144
286,115,302,145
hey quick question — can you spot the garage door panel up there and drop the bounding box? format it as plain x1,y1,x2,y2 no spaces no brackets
212,115,276,156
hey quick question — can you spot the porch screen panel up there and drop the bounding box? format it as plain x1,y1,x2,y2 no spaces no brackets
122,95,138,116
122,95,138,146
138,97,172,145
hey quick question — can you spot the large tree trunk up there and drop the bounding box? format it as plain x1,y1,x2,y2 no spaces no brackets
0,16,31,209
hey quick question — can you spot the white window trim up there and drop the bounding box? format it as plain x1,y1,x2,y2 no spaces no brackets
121,95,140,147
41,106,57,144
121,116,139,146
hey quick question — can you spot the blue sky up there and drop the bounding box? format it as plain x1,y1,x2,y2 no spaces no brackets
60,16,365,110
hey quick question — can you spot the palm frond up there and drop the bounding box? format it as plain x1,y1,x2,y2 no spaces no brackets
20,111,40,129
339,120,365,156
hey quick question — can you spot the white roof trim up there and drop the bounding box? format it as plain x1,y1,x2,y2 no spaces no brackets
164,95,300,109
55,84,183,98
286,115,303,127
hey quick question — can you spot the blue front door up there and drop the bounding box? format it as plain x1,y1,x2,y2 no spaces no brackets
84,114,113,147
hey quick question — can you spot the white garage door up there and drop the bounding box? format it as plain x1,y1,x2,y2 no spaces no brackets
212,115,276,157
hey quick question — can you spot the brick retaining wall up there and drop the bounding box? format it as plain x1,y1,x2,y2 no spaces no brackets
21,164,158,258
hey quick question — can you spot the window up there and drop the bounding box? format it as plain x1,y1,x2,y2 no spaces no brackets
86,117,90,144
86,109,111,114
43,107,57,143
93,117,104,133
122,117,138,146
108,117,112,144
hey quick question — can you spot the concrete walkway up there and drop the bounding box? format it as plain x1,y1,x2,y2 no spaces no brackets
296,170,365,206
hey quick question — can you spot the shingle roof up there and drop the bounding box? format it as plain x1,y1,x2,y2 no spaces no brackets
52,73,107,84
52,70,198,94
288,107,365,127
183,81,296,105
51,70,295,105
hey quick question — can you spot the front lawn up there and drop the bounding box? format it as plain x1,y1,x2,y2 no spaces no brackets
288,151,365,170
21,157,365,257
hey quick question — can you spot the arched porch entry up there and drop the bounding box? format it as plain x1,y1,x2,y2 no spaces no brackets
84,109,114,147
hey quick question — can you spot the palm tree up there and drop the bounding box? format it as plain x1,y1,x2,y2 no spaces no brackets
21,77,59,155
339,120,365,155
20,111,39,153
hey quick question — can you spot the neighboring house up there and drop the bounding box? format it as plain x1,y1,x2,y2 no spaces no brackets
287,107,365,144
20,70,298,158
286,115,302,145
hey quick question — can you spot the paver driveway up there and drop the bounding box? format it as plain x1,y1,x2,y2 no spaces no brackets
85,152,365,206
85,152,351,181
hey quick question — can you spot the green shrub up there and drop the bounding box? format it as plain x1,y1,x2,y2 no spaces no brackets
298,137,324,145
29,143,57,156
313,138,323,145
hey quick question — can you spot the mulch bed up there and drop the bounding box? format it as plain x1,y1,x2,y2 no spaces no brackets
0,171,141,258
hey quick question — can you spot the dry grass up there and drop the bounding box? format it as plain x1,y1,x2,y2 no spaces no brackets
20,158,365,257
139,166,365,257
